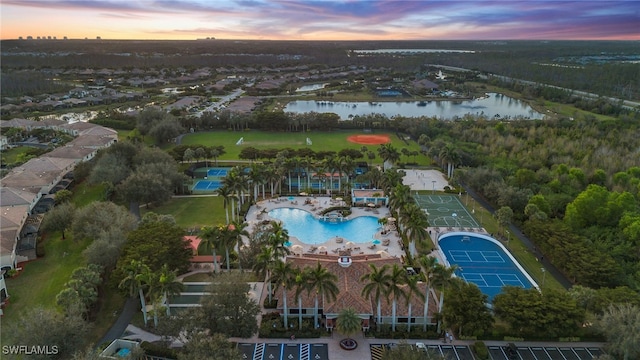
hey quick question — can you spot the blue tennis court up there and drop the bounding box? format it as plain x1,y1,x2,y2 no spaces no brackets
193,180,222,191
439,232,536,301
206,168,229,177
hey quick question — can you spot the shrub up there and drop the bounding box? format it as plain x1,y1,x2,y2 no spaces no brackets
473,341,489,360
140,341,178,358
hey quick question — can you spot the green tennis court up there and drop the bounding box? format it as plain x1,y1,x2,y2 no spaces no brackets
413,194,480,228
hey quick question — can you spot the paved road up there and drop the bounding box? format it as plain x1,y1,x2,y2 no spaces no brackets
195,87,245,117
97,297,139,346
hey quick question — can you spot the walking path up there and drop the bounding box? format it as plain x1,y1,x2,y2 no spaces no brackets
461,183,572,289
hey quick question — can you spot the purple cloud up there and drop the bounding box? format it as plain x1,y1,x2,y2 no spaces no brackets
2,0,638,39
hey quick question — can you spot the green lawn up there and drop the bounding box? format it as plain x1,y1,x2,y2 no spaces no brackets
1,234,91,343
0,146,33,165
141,196,227,229
0,183,115,345
178,130,427,165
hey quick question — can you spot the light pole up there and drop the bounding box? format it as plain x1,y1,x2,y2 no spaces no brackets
505,230,510,246
541,267,546,288
432,180,436,194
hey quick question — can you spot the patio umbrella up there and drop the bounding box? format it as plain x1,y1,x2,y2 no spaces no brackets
299,192,308,196
376,250,391,258
290,244,303,255
335,197,343,201
372,239,381,245
345,241,355,249
367,203,376,208
317,246,327,254
387,217,396,222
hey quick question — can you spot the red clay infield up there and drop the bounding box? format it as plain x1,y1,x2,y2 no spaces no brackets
347,134,391,145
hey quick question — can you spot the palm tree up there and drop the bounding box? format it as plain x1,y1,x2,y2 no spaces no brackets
268,221,291,259
439,143,461,179
417,256,439,331
139,266,162,328
293,268,307,330
269,260,295,329
215,185,233,225
401,204,429,249
377,143,400,170
248,162,266,202
388,264,408,332
339,156,356,195
336,307,362,339
199,225,222,273
157,264,184,317
118,260,150,326
306,262,339,328
325,155,338,194
404,275,425,333
360,264,391,325
229,220,249,270
253,246,276,303
432,264,458,333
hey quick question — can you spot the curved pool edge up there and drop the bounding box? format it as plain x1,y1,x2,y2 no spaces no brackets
437,231,540,291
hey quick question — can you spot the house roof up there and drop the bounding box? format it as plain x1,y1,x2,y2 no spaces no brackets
1,157,75,189
0,187,38,207
352,189,386,198
43,145,95,160
0,118,38,128
0,228,19,255
281,255,436,317
0,205,29,230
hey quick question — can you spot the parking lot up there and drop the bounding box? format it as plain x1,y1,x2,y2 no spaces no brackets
371,343,604,360
371,343,474,360
238,343,329,360
488,345,604,360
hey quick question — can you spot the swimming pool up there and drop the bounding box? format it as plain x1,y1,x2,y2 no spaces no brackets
438,232,537,301
268,208,380,244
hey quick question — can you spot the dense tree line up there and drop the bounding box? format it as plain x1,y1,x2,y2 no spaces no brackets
3,40,637,99
0,71,72,97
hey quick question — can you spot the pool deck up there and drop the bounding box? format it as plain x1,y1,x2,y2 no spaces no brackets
246,196,407,259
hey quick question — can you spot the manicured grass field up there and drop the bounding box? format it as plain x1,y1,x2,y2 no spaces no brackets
178,130,428,165
141,196,227,229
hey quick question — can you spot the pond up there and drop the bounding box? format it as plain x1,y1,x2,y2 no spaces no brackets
283,93,544,120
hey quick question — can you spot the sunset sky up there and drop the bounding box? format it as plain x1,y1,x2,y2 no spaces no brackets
1,0,638,41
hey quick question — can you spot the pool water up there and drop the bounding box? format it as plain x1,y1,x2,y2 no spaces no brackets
268,208,380,244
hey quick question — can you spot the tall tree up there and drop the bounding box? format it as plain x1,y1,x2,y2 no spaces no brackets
404,274,425,333
417,256,439,331
228,221,250,270
157,264,185,316
432,264,457,333
215,185,234,225
118,260,150,326
595,303,640,360
388,264,408,332
442,278,493,337
269,260,295,329
361,264,391,325
199,225,222,273
40,202,75,239
305,262,339,329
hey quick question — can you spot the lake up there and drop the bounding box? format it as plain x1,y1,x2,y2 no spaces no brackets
284,93,544,120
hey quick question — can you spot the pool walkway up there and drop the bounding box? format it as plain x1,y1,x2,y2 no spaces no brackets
246,196,406,259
